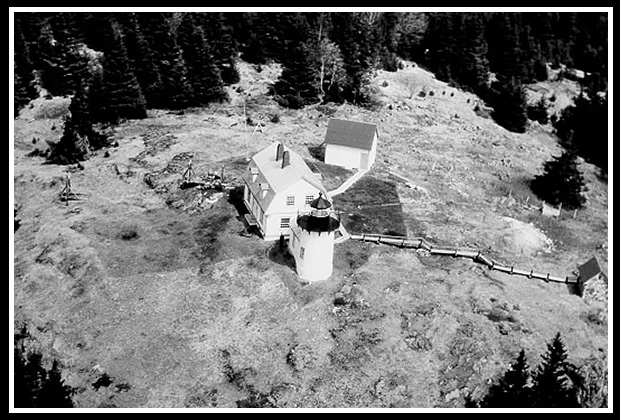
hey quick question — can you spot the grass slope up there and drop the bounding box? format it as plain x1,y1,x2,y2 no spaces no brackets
12,60,608,408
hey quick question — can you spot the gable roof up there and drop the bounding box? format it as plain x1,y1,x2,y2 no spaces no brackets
242,142,326,212
324,118,378,151
577,256,604,282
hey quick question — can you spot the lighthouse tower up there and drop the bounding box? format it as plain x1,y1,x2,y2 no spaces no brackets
288,193,340,282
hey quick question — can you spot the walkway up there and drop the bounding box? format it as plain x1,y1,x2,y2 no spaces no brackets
327,168,369,198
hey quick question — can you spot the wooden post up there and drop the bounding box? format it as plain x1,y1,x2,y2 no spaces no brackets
573,209,577,219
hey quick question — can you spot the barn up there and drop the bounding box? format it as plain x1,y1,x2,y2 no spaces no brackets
242,142,329,241
323,118,378,170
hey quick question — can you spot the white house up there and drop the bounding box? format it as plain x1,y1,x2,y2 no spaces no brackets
242,142,329,241
323,118,378,170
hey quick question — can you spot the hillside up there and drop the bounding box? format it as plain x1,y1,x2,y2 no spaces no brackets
12,60,608,409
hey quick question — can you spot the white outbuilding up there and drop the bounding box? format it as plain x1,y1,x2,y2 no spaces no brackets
323,118,378,170
242,142,328,241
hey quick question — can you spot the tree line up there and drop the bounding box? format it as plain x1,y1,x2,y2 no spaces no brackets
13,11,607,172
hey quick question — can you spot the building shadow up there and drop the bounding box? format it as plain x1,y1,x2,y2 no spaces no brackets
307,143,325,162
267,239,297,272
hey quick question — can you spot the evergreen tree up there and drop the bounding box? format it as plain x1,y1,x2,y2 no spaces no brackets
116,13,164,109
530,333,580,408
531,149,587,209
96,18,147,122
14,21,39,116
422,12,455,83
137,12,193,109
330,12,379,104
272,42,317,109
35,13,91,97
480,350,533,407
456,13,490,91
177,14,227,106
14,327,74,408
36,360,74,408
49,84,107,164
197,12,240,85
554,91,607,175
49,87,91,164
488,77,529,133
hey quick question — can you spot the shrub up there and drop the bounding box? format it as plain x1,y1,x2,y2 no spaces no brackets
118,225,139,240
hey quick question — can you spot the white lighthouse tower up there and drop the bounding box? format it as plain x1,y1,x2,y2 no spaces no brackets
288,193,340,282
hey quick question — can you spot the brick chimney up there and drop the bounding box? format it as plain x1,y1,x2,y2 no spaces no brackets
281,151,290,168
276,143,284,161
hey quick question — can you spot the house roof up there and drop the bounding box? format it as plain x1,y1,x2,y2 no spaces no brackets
242,142,326,212
577,256,604,282
324,118,378,151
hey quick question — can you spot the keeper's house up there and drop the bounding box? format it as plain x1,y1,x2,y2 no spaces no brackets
242,142,328,241
324,118,378,170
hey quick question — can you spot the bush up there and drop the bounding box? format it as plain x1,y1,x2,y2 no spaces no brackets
270,114,280,123
118,224,139,240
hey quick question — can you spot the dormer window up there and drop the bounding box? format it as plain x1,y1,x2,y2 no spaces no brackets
250,167,259,182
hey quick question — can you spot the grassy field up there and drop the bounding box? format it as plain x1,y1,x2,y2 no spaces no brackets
12,60,608,409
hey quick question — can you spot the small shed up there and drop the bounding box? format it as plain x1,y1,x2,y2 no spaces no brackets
323,118,378,170
576,256,607,297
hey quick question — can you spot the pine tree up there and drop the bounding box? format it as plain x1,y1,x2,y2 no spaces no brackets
330,12,379,104
137,12,193,109
422,12,455,83
554,91,607,175
531,149,587,210
96,18,147,122
36,360,74,408
116,13,164,109
488,77,529,133
530,333,580,408
272,42,317,109
197,12,240,85
35,13,91,97
480,350,533,407
177,14,227,106
48,84,106,164
14,21,39,117
13,328,74,408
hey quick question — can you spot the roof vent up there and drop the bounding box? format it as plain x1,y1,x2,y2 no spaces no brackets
281,151,290,169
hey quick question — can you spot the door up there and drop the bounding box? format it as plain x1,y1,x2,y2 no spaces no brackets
360,152,369,170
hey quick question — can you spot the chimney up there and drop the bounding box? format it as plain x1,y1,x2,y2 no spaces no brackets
276,143,284,161
281,151,290,168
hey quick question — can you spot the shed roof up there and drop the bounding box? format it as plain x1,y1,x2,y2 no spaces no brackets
324,118,378,151
577,256,604,282
242,142,326,212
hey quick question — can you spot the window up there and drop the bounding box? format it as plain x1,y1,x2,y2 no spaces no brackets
286,196,295,206
305,195,314,205
280,217,290,229
300,247,305,259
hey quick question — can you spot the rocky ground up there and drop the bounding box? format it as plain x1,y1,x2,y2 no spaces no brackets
12,60,608,409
